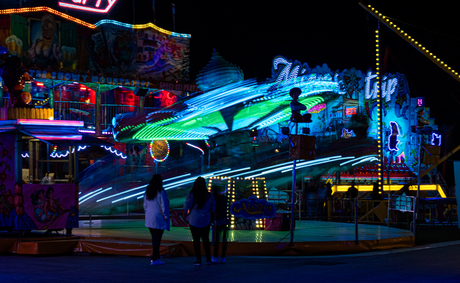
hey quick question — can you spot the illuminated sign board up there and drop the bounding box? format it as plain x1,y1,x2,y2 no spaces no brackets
345,106,357,116
58,0,118,13
230,196,276,220
417,97,425,107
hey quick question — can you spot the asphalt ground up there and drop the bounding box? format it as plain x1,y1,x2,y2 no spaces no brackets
1,240,460,283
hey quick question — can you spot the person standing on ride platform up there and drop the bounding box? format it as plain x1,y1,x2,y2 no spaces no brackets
347,181,358,199
289,87,312,123
184,177,216,266
144,174,170,266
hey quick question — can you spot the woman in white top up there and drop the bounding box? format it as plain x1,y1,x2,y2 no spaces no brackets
144,174,170,266
184,177,215,266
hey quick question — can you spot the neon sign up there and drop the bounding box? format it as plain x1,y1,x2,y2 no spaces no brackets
388,121,400,152
58,0,118,13
417,97,425,107
307,103,326,113
230,195,276,220
365,72,398,102
431,133,441,146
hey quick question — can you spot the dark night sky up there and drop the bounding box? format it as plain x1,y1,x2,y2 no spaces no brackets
2,0,460,126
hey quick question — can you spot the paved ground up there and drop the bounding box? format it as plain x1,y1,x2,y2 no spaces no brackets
1,240,460,282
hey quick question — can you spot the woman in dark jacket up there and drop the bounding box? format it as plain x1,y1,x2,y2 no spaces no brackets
184,177,215,266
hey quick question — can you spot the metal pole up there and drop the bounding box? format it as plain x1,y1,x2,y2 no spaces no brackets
201,155,204,173
299,178,304,223
290,123,298,246
387,190,390,227
414,134,422,235
58,86,62,120
355,197,359,245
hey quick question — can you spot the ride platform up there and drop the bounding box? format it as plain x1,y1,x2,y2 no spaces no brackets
0,218,414,257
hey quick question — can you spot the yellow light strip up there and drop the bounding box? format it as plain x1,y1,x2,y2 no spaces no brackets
0,6,96,29
375,28,383,188
332,184,445,197
360,3,460,83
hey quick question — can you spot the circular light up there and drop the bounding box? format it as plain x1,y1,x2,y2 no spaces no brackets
149,139,170,162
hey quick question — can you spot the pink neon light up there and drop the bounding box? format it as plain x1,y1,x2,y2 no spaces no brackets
58,0,117,13
34,135,82,140
16,119,84,127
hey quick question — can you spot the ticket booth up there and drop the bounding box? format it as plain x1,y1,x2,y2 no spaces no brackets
0,119,112,233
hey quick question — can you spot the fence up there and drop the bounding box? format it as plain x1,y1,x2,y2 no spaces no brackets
101,104,138,129
298,197,457,227
54,101,96,125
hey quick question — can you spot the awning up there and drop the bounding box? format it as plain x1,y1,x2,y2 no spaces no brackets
0,119,113,147
19,128,113,147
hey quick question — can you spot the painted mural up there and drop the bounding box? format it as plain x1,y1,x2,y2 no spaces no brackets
88,24,191,83
0,11,191,85
2,13,78,72
22,184,78,230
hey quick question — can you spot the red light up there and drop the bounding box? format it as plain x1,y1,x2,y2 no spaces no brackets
36,82,44,87
80,86,87,91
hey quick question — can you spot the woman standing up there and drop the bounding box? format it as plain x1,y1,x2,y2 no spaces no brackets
184,177,215,266
211,187,229,264
144,174,170,266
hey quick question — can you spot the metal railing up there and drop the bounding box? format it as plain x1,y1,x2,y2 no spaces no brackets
54,101,96,125
101,104,138,129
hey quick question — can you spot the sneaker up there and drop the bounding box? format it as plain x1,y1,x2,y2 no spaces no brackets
211,256,220,264
193,260,202,266
151,259,165,266
206,261,213,265
220,258,226,264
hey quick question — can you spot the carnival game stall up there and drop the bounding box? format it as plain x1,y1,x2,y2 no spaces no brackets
0,118,112,233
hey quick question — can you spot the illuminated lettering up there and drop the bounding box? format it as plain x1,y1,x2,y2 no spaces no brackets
365,72,398,102
364,71,378,100
272,56,308,82
230,196,276,220
381,76,398,103
417,97,425,106
58,0,118,13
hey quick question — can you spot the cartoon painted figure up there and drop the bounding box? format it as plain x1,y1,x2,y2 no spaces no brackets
30,189,48,222
44,187,67,222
